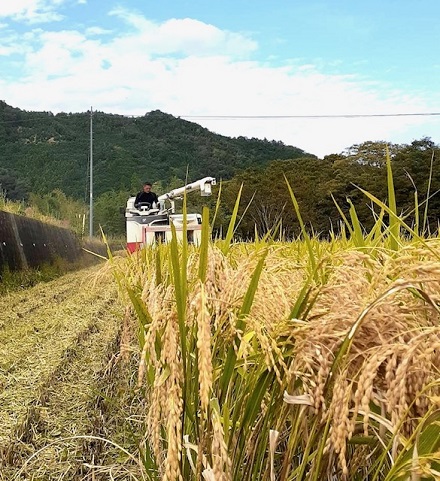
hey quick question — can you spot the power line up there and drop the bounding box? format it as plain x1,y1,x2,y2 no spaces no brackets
180,112,440,119
0,111,439,126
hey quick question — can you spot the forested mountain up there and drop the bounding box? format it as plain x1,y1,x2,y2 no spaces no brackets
0,101,312,200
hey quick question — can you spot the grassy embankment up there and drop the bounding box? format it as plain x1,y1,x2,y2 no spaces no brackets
0,194,125,293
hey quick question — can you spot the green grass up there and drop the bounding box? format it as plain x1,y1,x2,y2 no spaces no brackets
0,251,106,295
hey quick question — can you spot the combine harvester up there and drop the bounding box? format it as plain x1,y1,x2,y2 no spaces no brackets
125,177,216,252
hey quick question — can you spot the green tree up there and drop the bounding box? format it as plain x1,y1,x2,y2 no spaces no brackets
93,190,130,236
0,168,29,201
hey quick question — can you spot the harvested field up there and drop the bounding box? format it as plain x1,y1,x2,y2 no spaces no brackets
0,265,143,480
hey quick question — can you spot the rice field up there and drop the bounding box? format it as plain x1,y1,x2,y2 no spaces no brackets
107,158,440,480
2,235,440,480
111,233,440,481
3,154,440,480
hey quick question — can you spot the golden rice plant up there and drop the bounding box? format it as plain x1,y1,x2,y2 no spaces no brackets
110,151,440,480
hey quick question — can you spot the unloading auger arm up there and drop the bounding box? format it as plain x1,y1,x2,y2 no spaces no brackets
158,177,216,202
157,176,216,212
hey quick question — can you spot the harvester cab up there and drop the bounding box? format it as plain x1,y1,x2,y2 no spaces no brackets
125,176,216,252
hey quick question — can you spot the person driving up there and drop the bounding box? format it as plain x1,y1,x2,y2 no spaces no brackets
135,182,159,208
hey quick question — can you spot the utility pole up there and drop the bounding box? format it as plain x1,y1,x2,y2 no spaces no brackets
89,107,93,237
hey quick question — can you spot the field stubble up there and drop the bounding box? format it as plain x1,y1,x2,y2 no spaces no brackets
0,264,144,480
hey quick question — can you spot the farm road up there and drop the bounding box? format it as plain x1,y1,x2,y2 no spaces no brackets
0,264,127,479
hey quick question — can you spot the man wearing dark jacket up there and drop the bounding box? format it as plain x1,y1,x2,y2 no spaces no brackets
135,182,159,208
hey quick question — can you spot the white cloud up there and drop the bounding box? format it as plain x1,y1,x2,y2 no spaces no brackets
1,10,439,157
0,31,33,57
85,26,112,36
0,45,20,55
0,0,65,23
109,8,257,57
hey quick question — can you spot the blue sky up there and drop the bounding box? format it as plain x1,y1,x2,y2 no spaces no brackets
0,0,439,156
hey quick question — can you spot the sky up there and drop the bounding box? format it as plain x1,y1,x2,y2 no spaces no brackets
0,0,439,157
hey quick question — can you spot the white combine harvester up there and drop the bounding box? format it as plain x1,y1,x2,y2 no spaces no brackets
125,177,216,252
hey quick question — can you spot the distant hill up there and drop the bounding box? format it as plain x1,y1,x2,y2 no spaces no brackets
0,101,314,200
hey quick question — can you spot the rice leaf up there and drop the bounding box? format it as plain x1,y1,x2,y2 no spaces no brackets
285,176,317,276
198,206,210,283
331,194,354,236
386,145,399,251
155,246,162,286
422,151,435,234
170,220,187,366
211,180,223,233
356,186,440,259
219,249,268,403
221,183,243,254
348,199,365,247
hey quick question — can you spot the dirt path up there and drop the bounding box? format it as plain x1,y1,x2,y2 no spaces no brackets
0,265,143,480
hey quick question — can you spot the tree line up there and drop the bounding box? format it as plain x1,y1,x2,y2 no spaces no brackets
219,138,440,238
13,137,436,240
